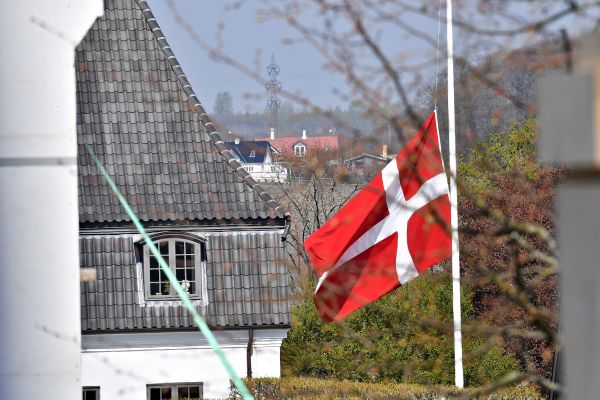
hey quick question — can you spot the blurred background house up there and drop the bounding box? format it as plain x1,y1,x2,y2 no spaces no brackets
226,139,288,182
259,129,340,157
345,145,393,183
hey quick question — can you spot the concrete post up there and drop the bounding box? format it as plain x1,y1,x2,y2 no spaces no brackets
555,184,600,399
0,1,101,398
539,32,600,399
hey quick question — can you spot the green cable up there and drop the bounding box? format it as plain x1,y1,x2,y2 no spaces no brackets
85,144,254,400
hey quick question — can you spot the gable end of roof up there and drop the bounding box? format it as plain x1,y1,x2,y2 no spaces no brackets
135,0,289,219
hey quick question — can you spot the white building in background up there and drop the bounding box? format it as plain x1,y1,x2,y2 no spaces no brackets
77,1,291,399
227,139,289,182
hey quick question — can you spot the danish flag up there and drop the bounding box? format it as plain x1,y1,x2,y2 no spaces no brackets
304,111,452,322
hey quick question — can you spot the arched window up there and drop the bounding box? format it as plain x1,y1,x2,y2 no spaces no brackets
139,234,207,300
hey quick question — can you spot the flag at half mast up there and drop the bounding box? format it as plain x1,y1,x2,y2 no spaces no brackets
304,111,452,322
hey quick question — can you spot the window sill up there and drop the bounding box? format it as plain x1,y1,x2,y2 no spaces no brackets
140,297,207,309
146,295,202,301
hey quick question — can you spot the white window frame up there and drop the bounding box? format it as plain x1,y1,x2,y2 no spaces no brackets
294,143,306,157
147,383,203,400
142,237,206,301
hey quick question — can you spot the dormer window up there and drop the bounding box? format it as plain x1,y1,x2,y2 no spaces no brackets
249,151,256,158
294,143,306,157
140,235,207,300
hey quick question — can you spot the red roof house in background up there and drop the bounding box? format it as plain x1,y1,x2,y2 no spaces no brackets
259,129,340,157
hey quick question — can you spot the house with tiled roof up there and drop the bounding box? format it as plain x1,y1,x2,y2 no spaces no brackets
346,146,394,182
77,0,291,398
225,139,288,182
259,130,340,157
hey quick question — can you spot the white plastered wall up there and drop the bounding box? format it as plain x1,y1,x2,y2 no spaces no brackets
82,329,288,399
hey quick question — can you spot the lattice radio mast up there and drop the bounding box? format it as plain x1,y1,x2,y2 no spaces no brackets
265,53,282,135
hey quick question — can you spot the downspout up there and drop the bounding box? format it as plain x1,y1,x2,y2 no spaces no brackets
246,328,254,379
282,213,292,242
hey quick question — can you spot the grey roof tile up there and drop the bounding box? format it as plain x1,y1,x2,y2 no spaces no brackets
77,0,289,224
80,231,290,330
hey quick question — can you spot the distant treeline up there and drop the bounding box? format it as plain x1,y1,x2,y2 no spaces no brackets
211,101,377,141
212,36,564,157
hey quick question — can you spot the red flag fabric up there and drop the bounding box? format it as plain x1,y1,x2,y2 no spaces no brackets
304,111,452,322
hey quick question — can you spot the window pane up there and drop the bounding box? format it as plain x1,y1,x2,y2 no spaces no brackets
161,282,169,295
176,255,185,268
149,386,174,400
82,388,99,400
185,269,195,282
159,241,169,255
178,387,189,398
175,241,185,255
190,386,202,399
186,254,194,265
176,269,185,281
178,385,201,399
179,275,192,294
150,283,160,295
185,242,194,254
188,386,201,399
189,281,196,294
150,270,159,282
150,283,160,296
160,270,167,282
150,256,158,269
149,388,161,400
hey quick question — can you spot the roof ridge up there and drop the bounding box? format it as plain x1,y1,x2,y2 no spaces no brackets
135,0,289,220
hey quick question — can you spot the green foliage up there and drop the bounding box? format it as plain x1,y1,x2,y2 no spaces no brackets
229,377,542,399
464,339,520,386
281,271,520,387
458,119,538,195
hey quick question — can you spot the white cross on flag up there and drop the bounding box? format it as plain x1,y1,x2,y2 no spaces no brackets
304,111,452,322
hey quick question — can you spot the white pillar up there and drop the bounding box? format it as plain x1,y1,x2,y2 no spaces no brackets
0,1,102,399
539,32,600,399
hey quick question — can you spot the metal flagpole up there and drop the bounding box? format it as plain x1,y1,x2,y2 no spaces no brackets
446,0,464,388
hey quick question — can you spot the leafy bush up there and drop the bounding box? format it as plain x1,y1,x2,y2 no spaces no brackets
229,377,542,399
281,271,520,387
458,118,538,195
458,117,561,381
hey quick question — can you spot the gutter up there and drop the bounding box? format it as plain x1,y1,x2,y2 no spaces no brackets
281,214,292,242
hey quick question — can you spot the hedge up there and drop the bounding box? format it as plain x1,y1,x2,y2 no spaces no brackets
229,377,542,399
